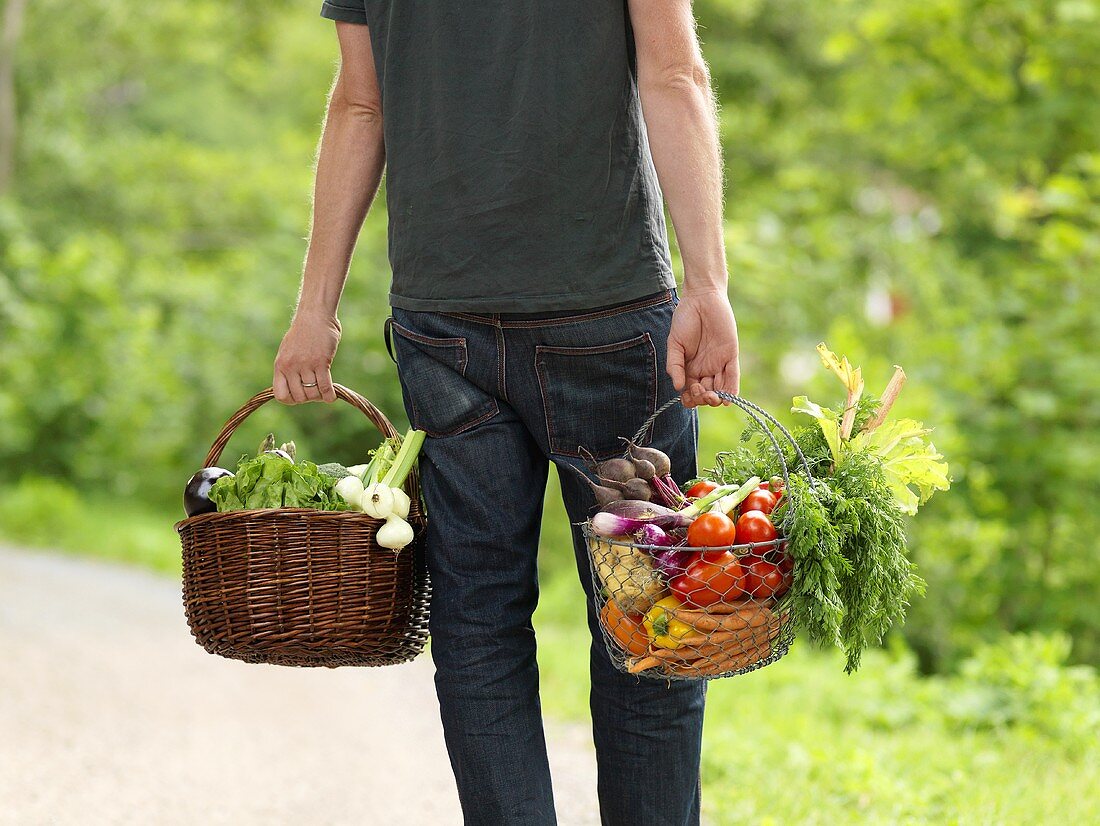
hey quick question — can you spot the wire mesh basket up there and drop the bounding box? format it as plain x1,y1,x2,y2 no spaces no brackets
584,391,815,681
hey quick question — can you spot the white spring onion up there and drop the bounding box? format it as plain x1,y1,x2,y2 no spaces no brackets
376,515,415,551
334,475,366,510
361,483,396,519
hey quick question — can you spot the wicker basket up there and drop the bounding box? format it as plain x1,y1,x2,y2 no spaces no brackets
585,391,813,681
175,385,430,668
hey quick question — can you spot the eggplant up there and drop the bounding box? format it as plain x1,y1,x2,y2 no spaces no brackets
184,467,234,517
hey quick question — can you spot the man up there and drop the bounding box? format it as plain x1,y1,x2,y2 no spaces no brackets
273,1,739,823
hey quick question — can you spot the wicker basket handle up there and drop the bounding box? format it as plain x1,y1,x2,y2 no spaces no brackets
200,384,422,509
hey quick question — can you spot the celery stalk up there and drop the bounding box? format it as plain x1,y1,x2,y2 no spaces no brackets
381,429,426,488
681,476,760,518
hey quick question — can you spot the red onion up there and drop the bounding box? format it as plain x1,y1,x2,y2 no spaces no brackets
590,500,692,537
652,548,697,580
633,523,675,547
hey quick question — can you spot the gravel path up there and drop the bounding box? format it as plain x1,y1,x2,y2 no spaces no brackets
0,546,600,825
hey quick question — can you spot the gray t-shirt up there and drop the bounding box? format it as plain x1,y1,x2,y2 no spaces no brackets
320,0,675,312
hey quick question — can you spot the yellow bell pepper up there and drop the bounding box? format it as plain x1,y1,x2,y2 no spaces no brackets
644,596,694,650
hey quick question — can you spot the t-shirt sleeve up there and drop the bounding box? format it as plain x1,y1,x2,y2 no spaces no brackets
320,1,368,24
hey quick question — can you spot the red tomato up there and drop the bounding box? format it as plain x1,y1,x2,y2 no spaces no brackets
685,480,718,499
740,488,778,515
736,510,777,546
741,555,790,599
670,551,745,608
686,512,737,548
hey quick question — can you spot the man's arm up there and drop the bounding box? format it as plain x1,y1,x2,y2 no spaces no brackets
627,0,739,407
273,22,384,404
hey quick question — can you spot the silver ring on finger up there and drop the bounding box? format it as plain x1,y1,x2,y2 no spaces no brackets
302,382,318,388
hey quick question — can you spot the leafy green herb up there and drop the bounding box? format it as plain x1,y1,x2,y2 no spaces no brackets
777,473,847,651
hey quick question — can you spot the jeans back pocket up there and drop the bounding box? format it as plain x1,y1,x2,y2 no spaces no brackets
535,333,658,459
390,321,499,438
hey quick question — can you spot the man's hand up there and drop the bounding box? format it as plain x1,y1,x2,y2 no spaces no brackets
273,312,341,404
667,289,740,408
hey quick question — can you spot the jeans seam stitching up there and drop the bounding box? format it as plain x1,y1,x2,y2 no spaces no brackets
498,291,673,328
535,332,650,358
419,401,499,439
389,321,466,349
533,333,657,458
436,291,673,328
496,325,508,403
643,332,658,445
533,351,557,456
392,322,489,437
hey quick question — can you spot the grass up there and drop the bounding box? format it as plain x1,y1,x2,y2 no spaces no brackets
4,476,1098,825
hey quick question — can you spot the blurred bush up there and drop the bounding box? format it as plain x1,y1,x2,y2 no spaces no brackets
944,633,1100,752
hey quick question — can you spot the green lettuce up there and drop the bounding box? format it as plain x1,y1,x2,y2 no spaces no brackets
850,419,950,515
209,452,350,512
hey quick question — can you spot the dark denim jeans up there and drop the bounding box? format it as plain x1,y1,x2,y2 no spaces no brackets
387,290,707,826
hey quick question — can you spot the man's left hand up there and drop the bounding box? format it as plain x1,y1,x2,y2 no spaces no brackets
666,289,740,408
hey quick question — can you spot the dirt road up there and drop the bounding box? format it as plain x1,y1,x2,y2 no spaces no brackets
0,547,600,825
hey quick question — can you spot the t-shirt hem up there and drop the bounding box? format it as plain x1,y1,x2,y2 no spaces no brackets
388,271,677,313
319,1,367,24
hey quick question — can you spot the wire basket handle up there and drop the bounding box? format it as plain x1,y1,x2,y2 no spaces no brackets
631,392,815,493
200,384,421,509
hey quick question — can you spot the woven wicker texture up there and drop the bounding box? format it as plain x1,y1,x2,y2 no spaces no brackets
176,385,430,668
586,392,808,681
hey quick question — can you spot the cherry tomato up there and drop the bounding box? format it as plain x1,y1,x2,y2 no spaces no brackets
670,551,745,608
735,510,777,546
741,555,790,599
685,480,718,499
740,488,778,516
686,512,737,548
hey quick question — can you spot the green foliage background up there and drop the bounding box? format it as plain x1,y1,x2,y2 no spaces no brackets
1,1,1098,821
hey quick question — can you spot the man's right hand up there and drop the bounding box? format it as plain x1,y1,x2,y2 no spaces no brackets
273,312,341,404
666,289,740,408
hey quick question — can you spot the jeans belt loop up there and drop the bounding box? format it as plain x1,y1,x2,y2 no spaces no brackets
383,315,398,365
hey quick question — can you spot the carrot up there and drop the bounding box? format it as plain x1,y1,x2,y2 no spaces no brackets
626,655,663,674
671,611,750,633
694,599,763,615
663,642,774,677
651,626,773,663
648,638,740,661
677,628,759,647
672,605,773,633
